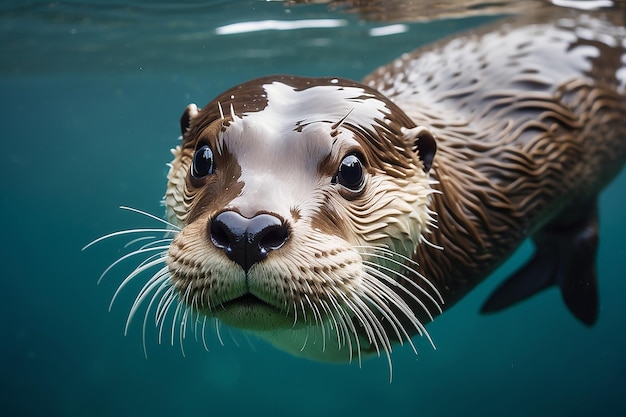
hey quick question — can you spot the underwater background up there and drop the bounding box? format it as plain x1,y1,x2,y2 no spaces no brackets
1,1,625,416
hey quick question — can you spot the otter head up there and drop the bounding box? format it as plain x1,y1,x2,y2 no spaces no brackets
165,75,441,362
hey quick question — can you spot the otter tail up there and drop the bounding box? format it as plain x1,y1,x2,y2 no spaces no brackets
481,202,599,326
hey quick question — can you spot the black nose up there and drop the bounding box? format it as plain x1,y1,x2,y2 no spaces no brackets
209,211,289,272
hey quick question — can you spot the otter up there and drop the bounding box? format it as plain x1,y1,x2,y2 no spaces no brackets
88,7,626,367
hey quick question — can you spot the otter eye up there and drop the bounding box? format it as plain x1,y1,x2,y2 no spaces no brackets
334,154,365,191
191,145,214,178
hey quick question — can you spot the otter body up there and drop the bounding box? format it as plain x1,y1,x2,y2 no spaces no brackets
96,7,626,364
364,10,626,324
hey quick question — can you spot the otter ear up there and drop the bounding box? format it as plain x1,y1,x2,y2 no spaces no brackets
180,103,199,136
402,126,437,172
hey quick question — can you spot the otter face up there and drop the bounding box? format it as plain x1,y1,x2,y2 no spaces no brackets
164,76,441,362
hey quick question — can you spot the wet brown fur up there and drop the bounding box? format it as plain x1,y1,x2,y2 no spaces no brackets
364,8,626,310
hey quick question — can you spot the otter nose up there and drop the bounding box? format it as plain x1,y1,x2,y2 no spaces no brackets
209,211,289,272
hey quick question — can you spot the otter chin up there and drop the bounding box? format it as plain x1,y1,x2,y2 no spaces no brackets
211,294,295,331
88,7,626,368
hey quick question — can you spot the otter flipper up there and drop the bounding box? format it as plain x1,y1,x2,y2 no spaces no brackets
481,204,599,326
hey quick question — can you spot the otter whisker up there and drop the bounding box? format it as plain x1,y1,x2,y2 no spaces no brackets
179,305,192,356
189,292,198,316
336,305,357,357
215,319,225,347
136,238,175,251
362,275,427,355
305,293,326,352
348,295,395,381
84,205,180,333
190,312,200,345
142,278,173,357
155,286,175,327
123,236,158,249
201,316,210,351
364,272,436,350
298,324,311,353
299,299,308,323
126,265,170,334
327,293,359,364
284,281,300,324
364,262,435,317
319,299,342,352
179,284,193,334
360,246,438,296
327,293,355,357
304,294,323,350
169,296,181,347
101,247,168,289
353,295,393,353
338,293,380,355
156,287,177,344
118,205,181,231
171,294,187,348
356,245,444,306
291,301,299,328
109,254,169,309
200,286,210,315
82,228,175,251
360,279,417,354
363,262,438,321
318,275,355,353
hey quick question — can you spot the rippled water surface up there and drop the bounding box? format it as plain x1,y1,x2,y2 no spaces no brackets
1,1,625,416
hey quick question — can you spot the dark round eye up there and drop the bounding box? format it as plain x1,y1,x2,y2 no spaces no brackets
334,154,365,191
191,145,215,178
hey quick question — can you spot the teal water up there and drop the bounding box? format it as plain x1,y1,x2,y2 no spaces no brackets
2,1,625,416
